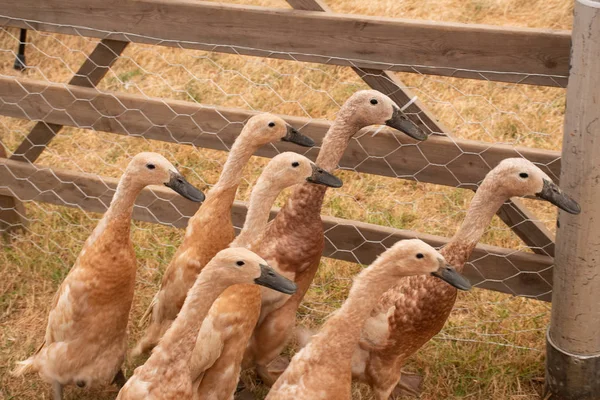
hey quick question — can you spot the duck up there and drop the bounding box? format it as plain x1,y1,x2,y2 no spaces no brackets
352,158,581,400
12,152,205,400
265,239,471,400
133,114,314,356
242,90,427,385
187,152,342,400
116,247,297,400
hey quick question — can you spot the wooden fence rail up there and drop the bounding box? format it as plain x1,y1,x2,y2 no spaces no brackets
0,0,570,86
0,77,562,188
0,157,554,300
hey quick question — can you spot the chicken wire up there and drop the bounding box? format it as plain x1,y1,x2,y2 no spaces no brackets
0,19,565,398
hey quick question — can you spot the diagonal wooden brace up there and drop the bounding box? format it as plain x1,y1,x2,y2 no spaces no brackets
286,0,555,257
0,38,128,235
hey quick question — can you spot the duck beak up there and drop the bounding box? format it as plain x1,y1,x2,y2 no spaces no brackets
536,179,581,215
164,171,205,203
385,106,427,141
282,125,315,147
306,164,343,188
431,260,471,291
255,264,297,295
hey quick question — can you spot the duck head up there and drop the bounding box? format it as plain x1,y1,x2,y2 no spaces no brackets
384,239,471,290
486,158,580,214
127,152,205,202
340,90,427,141
241,113,315,148
206,247,297,295
262,152,343,191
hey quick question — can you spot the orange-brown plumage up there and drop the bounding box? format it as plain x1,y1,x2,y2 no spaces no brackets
134,114,314,356
188,153,342,400
354,158,581,399
243,90,426,384
13,153,204,399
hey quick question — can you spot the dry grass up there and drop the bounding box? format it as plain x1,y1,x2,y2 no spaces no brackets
0,0,572,399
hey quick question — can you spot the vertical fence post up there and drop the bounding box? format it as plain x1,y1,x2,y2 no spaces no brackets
545,0,600,398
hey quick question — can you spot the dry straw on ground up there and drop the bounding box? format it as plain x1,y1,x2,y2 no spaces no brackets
0,0,572,399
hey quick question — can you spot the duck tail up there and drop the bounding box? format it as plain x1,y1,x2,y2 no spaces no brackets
295,326,316,350
12,357,35,377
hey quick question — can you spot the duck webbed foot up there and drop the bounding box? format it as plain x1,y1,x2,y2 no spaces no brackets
112,369,127,388
391,371,423,398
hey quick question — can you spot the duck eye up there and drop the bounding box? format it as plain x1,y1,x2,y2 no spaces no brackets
268,122,275,127
519,172,529,179
236,261,245,267
416,253,424,259
370,99,378,105
146,163,156,170
292,162,300,168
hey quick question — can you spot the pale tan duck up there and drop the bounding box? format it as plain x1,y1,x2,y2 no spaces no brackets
12,152,204,400
134,114,313,356
188,152,342,400
117,247,297,400
242,90,426,384
352,158,581,399
266,239,470,400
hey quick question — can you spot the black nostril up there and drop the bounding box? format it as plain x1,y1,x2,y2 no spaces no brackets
177,178,184,184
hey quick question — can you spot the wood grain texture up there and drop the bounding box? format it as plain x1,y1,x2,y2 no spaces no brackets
10,39,128,163
0,76,563,189
0,143,27,234
0,0,570,86
0,157,554,300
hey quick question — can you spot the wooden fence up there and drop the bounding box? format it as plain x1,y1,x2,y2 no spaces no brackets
0,0,571,302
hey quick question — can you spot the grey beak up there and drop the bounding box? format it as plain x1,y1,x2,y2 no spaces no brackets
282,125,315,147
306,164,343,188
164,171,205,203
255,264,297,295
385,106,427,141
536,179,581,215
431,260,471,291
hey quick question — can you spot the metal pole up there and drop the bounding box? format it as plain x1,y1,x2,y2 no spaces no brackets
13,28,26,71
546,0,600,398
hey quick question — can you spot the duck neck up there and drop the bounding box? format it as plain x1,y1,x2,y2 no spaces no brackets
147,269,229,368
212,134,258,193
233,177,281,248
316,108,360,172
310,260,395,363
89,173,143,245
291,109,361,213
445,174,508,270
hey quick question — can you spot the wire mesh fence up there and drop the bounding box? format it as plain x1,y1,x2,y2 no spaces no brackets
0,10,567,399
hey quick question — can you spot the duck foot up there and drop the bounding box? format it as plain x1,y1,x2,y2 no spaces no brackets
234,388,256,400
112,369,127,388
52,381,63,400
256,356,290,387
391,372,423,398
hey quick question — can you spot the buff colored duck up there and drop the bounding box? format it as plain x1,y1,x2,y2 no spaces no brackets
266,239,470,400
353,158,581,399
188,152,342,400
116,247,296,400
12,152,205,400
134,114,313,356
243,90,427,384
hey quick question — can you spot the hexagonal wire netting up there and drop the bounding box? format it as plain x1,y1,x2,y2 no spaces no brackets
0,13,566,399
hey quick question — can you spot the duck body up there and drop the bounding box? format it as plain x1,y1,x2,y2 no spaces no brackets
118,248,297,400
244,90,426,384
31,215,136,389
13,152,205,398
188,153,342,399
267,240,470,400
135,115,315,356
353,158,582,399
